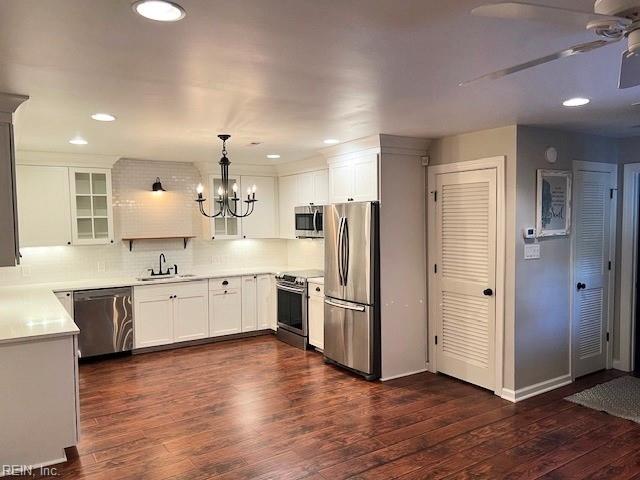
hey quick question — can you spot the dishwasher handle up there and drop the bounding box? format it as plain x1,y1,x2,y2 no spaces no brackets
73,288,132,302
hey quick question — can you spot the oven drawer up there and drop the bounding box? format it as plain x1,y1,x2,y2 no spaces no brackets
209,277,241,292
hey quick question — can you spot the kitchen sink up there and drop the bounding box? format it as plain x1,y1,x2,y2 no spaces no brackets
136,274,197,282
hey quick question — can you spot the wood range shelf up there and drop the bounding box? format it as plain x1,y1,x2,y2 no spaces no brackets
121,235,196,251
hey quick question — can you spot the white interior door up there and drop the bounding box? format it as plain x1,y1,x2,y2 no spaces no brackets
572,162,616,378
434,168,497,390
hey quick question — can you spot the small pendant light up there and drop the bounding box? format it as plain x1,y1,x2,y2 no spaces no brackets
152,177,166,192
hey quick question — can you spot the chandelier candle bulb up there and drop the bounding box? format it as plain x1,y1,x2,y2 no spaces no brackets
196,183,204,196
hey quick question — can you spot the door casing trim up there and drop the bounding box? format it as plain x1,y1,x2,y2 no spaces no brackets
570,160,617,379
618,163,640,372
427,156,506,397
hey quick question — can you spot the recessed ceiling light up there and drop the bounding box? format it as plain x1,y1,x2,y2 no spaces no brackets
266,154,281,159
132,0,186,22
91,113,116,122
69,137,88,145
323,138,340,145
562,97,590,107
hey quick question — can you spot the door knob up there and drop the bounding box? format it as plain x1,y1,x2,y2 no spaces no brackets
577,282,586,291
483,288,493,296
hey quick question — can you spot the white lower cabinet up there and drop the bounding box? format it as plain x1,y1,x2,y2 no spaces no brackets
257,274,276,330
241,276,258,332
308,282,324,350
134,280,209,348
173,291,209,343
209,277,242,337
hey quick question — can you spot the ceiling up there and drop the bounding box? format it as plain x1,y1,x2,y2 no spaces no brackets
0,0,638,165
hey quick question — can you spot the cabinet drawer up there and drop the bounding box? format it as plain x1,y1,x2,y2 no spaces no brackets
309,283,324,298
209,277,241,291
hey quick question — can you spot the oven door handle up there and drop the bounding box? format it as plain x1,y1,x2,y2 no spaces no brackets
312,210,318,233
324,298,366,312
277,285,305,294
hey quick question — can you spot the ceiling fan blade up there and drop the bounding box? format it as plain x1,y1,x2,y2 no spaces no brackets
620,52,640,89
460,39,616,86
472,2,630,29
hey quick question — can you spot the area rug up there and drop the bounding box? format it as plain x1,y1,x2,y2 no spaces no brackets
565,375,640,423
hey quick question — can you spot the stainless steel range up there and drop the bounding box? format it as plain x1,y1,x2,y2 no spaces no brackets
275,269,323,349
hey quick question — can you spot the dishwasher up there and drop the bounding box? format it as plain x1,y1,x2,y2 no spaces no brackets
73,287,134,358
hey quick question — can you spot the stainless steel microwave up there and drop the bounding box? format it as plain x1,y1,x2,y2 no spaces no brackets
295,205,324,239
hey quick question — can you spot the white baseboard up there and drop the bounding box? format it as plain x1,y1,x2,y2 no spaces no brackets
613,359,632,372
381,367,431,382
501,374,573,403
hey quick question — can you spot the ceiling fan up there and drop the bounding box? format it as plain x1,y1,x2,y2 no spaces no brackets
461,0,640,88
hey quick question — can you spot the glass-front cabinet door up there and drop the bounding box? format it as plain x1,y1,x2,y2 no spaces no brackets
209,175,242,240
69,168,114,245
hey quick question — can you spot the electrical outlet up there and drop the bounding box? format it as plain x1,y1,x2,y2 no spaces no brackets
97,261,106,273
21,265,32,277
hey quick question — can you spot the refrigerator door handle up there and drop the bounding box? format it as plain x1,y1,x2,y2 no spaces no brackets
325,298,366,312
342,218,349,285
337,217,345,286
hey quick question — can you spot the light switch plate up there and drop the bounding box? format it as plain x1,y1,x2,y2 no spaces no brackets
524,244,541,260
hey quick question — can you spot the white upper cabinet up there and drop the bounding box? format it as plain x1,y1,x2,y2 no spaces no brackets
313,170,329,205
240,175,277,239
210,174,278,240
278,174,298,240
209,174,242,240
17,165,73,247
69,168,114,245
329,153,379,203
297,172,315,206
278,169,329,239
297,170,329,206
329,163,353,203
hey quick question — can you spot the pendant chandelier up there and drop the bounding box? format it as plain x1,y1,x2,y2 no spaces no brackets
195,134,257,218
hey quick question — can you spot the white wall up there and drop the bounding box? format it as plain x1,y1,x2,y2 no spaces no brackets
379,144,430,380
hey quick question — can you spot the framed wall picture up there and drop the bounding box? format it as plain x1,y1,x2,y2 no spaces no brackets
536,169,572,237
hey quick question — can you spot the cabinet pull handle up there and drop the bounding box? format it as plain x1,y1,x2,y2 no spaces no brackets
315,287,321,292
222,280,229,286
224,290,228,294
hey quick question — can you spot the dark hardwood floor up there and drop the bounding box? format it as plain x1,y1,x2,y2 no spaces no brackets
41,335,639,479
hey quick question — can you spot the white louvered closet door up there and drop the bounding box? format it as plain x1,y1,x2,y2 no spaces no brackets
435,169,497,390
573,166,614,378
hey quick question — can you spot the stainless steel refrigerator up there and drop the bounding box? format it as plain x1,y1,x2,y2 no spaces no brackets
324,201,380,380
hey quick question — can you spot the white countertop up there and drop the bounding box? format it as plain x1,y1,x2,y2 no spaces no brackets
0,285,79,345
0,265,314,346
